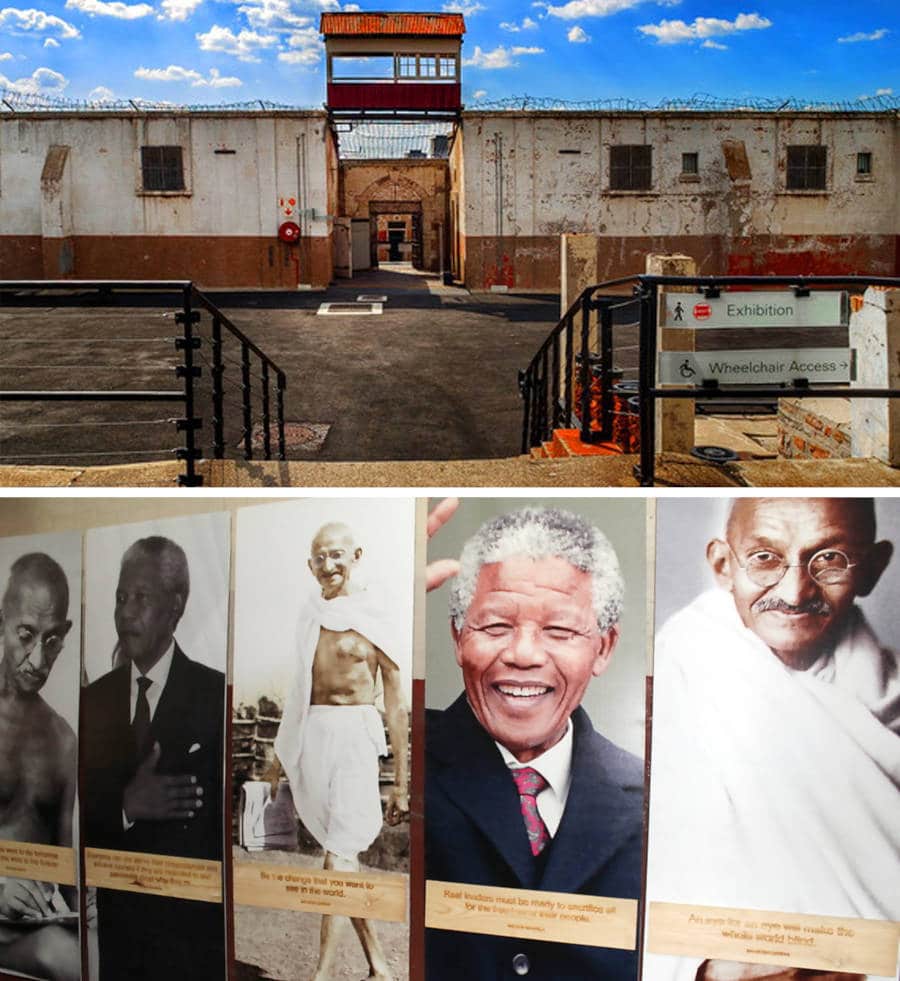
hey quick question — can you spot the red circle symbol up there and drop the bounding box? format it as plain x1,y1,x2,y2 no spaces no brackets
693,302,712,320
278,221,301,244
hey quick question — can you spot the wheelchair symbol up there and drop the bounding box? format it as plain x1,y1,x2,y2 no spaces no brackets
679,359,697,379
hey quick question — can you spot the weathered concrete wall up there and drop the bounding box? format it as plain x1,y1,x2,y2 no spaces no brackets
338,158,449,272
449,124,465,281
459,111,900,290
0,111,332,287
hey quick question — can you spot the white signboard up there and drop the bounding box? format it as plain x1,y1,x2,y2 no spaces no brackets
658,349,854,385
664,291,847,328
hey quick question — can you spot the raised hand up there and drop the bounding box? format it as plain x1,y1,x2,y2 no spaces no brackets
426,497,461,592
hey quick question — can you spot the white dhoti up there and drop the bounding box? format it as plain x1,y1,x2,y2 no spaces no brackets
644,590,900,981
293,704,387,861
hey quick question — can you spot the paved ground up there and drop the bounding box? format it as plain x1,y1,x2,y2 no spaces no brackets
0,265,563,467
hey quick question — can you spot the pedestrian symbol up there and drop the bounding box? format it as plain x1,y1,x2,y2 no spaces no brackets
673,302,684,323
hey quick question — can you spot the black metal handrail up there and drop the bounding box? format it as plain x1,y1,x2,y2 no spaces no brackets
518,275,641,454
0,280,287,484
520,272,900,485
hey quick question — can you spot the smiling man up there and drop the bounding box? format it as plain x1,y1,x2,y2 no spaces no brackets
645,498,900,981
81,536,226,981
0,553,78,981
426,507,643,980
268,521,408,981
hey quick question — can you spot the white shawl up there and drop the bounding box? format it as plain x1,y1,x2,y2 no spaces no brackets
644,589,900,981
273,585,402,802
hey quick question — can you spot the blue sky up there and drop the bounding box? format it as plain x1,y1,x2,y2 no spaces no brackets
0,0,897,107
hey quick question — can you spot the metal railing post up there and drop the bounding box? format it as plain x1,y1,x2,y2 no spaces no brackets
241,342,253,461
598,300,614,441
579,292,592,444
564,313,574,425
551,333,561,431
175,287,203,486
519,369,532,455
638,280,657,486
261,361,272,459
276,372,287,461
211,315,225,459
539,346,550,444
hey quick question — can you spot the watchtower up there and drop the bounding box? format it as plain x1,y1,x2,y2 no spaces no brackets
320,11,464,120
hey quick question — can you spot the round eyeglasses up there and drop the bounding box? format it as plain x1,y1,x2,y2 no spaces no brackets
728,544,859,588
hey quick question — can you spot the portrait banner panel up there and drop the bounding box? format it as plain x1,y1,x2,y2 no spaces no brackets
0,529,82,981
424,497,647,981
644,497,900,981
82,512,230,981
232,498,416,981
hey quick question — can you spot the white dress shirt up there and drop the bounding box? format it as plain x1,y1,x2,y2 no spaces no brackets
496,719,574,837
129,641,175,723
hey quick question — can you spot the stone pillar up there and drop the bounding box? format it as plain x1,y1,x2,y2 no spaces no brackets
646,253,696,453
559,234,600,421
40,145,74,277
850,287,900,464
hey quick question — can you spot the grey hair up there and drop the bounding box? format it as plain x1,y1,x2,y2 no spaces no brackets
449,507,624,633
3,553,69,618
121,536,190,621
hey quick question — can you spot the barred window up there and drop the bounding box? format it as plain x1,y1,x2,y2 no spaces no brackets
610,145,652,191
857,151,872,176
681,151,699,175
786,145,827,191
141,146,185,192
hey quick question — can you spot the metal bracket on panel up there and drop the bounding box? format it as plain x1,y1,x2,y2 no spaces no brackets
174,336,201,350
792,378,811,389
702,286,721,299
792,285,811,298
175,447,203,460
174,311,201,325
175,418,202,431
176,365,202,379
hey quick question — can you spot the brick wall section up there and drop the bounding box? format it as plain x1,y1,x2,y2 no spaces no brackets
778,397,851,459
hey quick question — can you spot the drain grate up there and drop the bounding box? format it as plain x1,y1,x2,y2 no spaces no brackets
317,302,383,316
357,294,387,303
249,422,331,454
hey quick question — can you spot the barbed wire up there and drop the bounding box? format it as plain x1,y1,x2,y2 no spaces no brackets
468,92,900,113
6,88,898,116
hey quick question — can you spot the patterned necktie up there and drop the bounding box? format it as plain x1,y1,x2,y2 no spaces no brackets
133,676,153,762
511,766,550,856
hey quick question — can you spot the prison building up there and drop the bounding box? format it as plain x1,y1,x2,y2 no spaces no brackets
0,106,896,288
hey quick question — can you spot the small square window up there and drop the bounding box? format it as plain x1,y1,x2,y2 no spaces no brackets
610,145,652,191
141,145,184,192
438,56,456,78
786,145,827,191
398,56,416,77
681,152,699,175
419,56,436,78
857,151,873,176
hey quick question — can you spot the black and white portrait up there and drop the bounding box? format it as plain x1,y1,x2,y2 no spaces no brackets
82,513,229,981
0,531,81,981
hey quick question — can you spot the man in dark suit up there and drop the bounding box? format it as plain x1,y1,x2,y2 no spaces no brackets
81,536,226,981
426,507,644,980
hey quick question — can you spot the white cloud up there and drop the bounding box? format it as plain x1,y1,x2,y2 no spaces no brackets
876,86,893,95
88,83,114,98
463,43,543,68
0,64,67,93
638,12,771,44
567,24,589,41
473,88,487,98
195,23,277,61
158,0,202,20
701,38,726,49
0,49,11,58
500,16,538,31
238,0,312,31
542,0,646,20
0,8,80,39
43,33,57,44
277,24,322,65
442,1,485,15
838,27,888,43
65,0,153,17
135,63,242,86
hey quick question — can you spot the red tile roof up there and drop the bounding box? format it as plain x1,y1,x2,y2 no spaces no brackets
320,12,465,37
